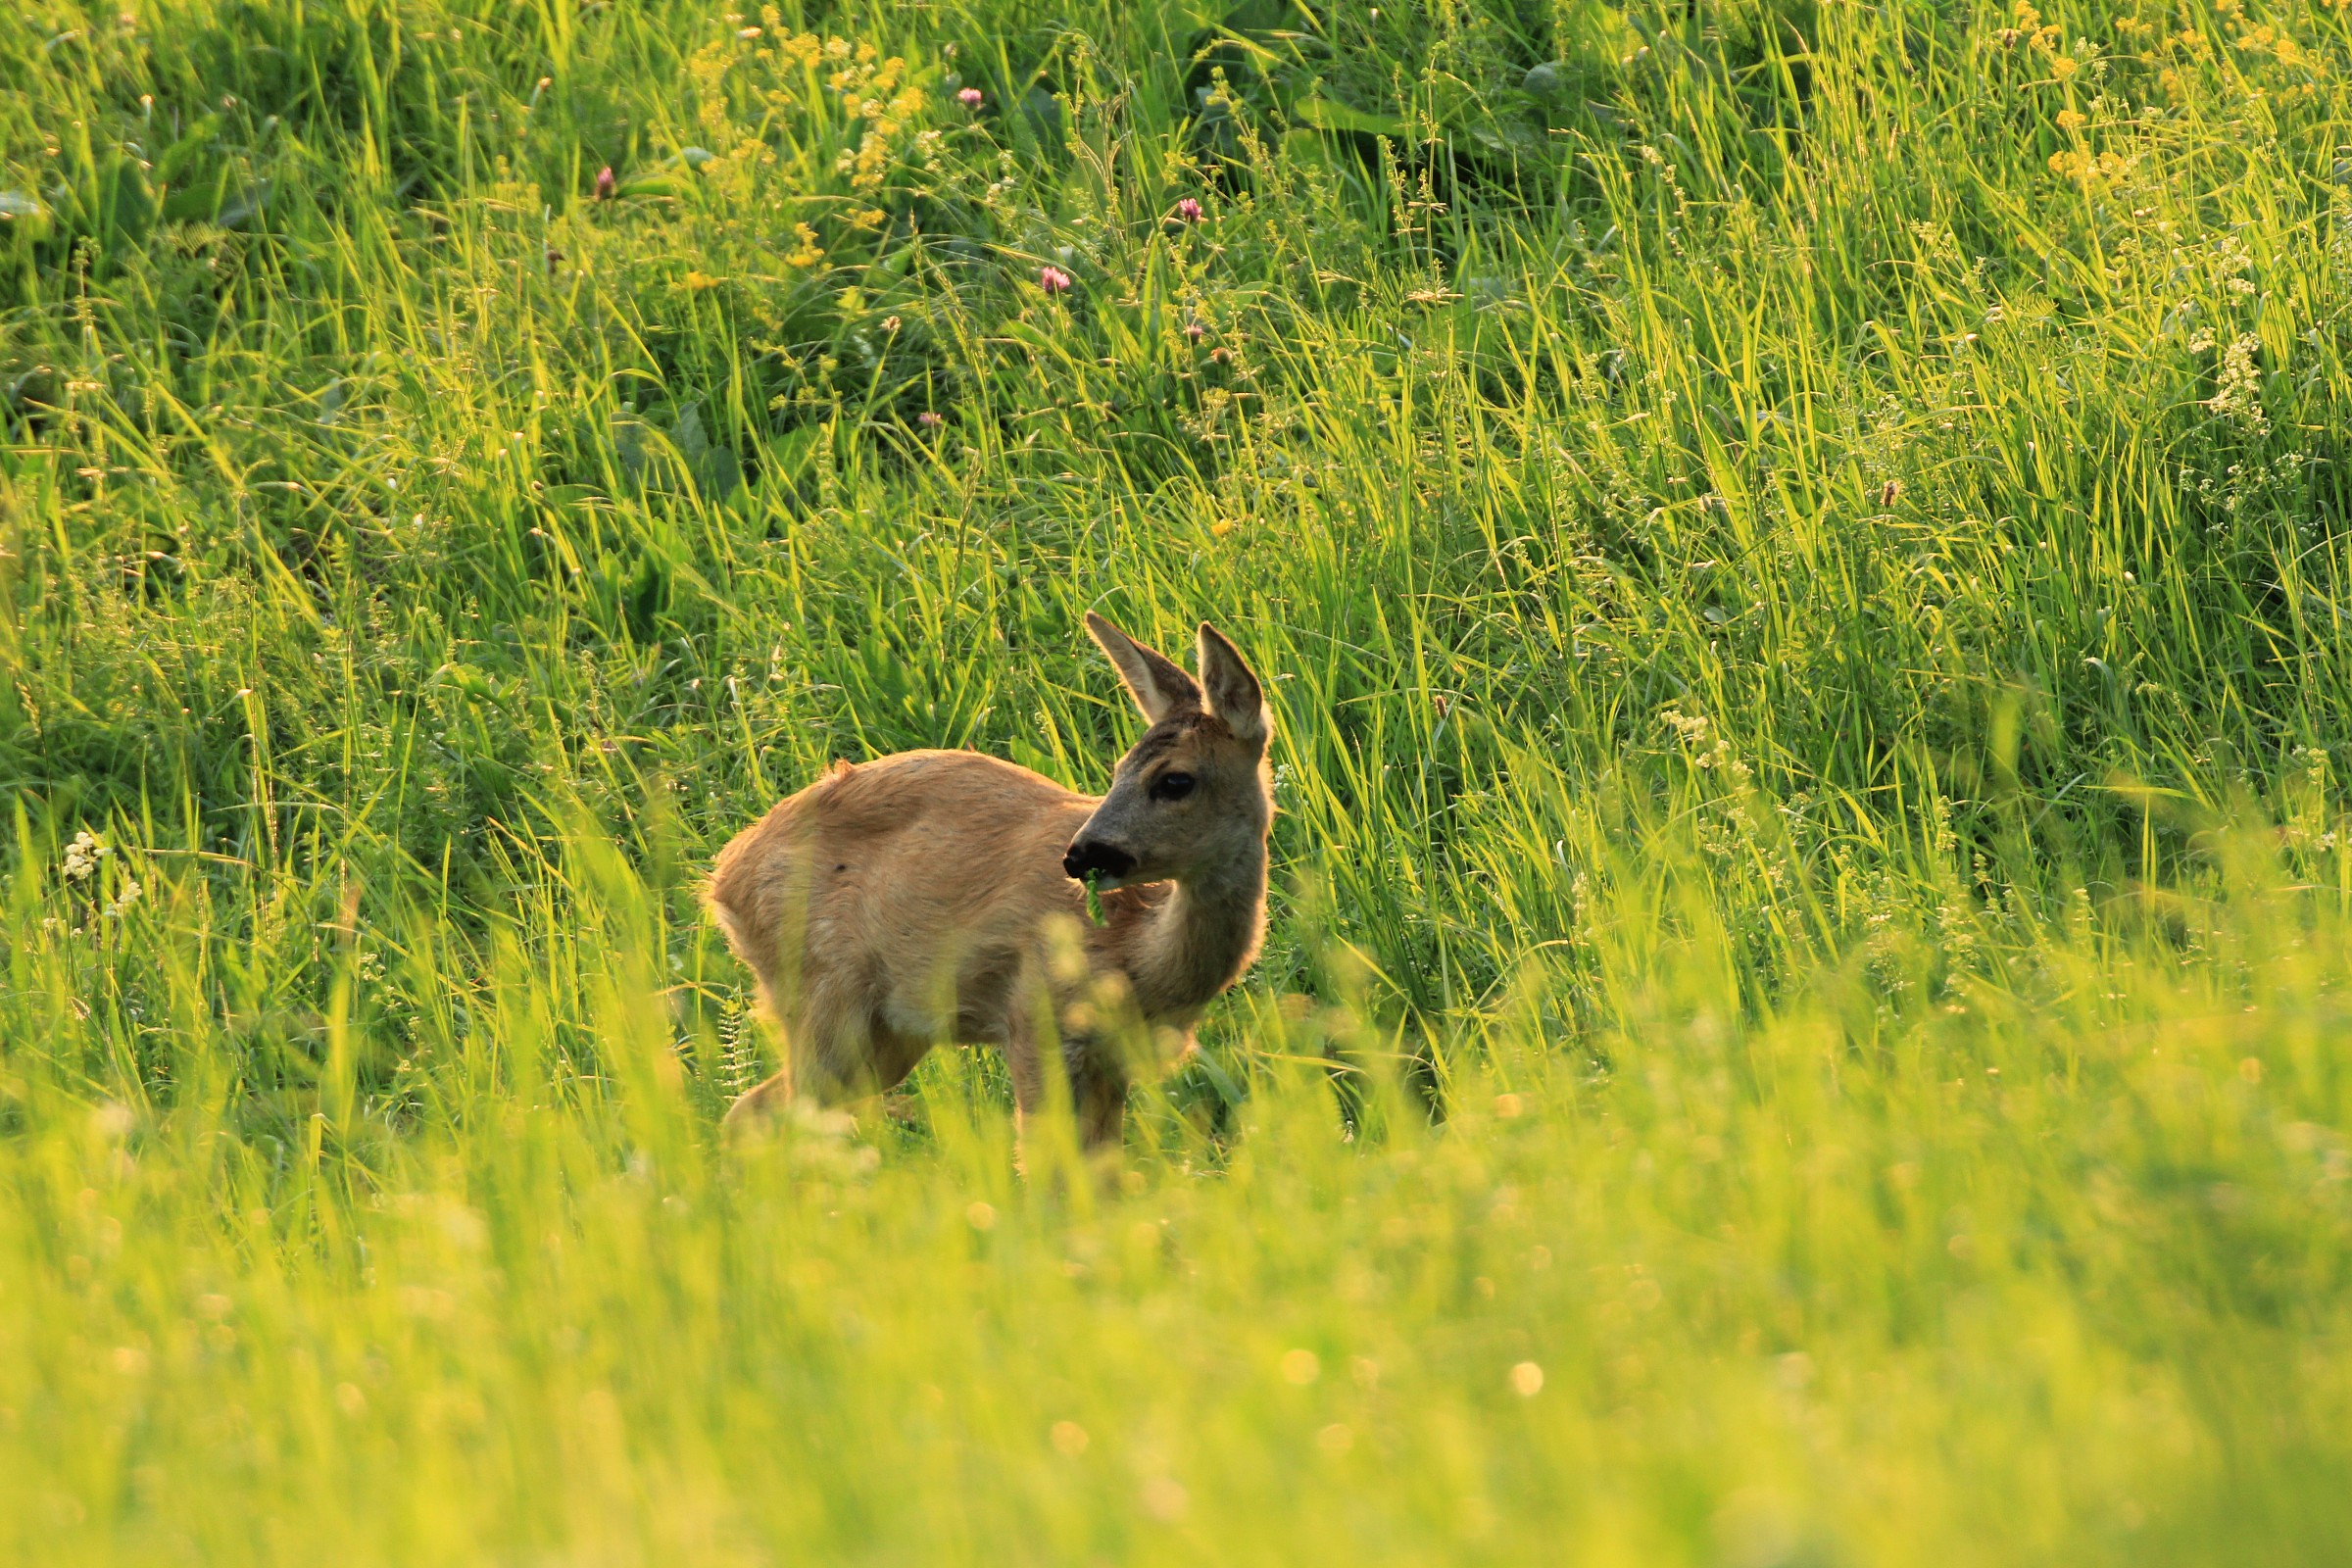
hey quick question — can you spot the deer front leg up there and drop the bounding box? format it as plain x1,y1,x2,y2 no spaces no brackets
1004,967,1056,1177
1005,964,1131,1173
1066,1040,1129,1156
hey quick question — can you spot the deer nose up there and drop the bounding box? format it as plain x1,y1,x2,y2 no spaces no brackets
1063,838,1137,882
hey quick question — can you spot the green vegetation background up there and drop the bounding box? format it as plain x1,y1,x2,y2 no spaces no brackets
5,0,2352,1561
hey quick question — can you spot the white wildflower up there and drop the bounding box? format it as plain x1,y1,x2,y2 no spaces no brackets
63,829,104,883
2205,332,2269,434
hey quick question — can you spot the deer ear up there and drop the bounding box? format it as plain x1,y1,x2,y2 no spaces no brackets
1196,622,1268,746
1086,612,1201,724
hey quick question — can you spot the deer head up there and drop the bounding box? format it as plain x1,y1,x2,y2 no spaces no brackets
1062,613,1273,892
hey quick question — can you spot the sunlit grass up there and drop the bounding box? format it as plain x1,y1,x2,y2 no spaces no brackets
6,0,2352,1559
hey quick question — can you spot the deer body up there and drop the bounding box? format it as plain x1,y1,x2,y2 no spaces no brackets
709,616,1274,1152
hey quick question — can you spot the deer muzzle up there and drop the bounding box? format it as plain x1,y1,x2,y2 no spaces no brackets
1062,837,1138,887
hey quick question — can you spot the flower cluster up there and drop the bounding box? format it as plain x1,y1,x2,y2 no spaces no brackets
1995,3,2065,55
1658,707,1756,792
53,830,141,929
676,18,944,220
2203,332,2269,434
2047,145,2134,187
62,829,108,883
823,42,926,193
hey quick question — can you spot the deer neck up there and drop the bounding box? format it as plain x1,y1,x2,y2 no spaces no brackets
1124,843,1268,1021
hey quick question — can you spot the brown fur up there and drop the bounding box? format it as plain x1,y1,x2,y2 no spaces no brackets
708,615,1275,1155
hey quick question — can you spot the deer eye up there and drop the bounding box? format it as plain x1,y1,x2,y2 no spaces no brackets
1152,771,1197,802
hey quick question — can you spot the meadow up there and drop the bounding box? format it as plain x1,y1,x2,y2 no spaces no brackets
6,0,2352,1559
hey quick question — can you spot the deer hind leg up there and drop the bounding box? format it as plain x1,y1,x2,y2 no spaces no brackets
720,1065,794,1130
722,967,884,1133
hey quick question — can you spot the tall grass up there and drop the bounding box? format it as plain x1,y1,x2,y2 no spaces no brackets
5,0,2352,1559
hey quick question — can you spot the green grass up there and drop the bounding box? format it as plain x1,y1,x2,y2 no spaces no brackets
6,0,2352,1559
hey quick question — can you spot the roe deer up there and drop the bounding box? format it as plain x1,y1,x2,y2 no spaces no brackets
707,613,1274,1154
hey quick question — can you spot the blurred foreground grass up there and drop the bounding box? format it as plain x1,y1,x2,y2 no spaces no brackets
8,0,2352,1558
7,843,2351,1564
